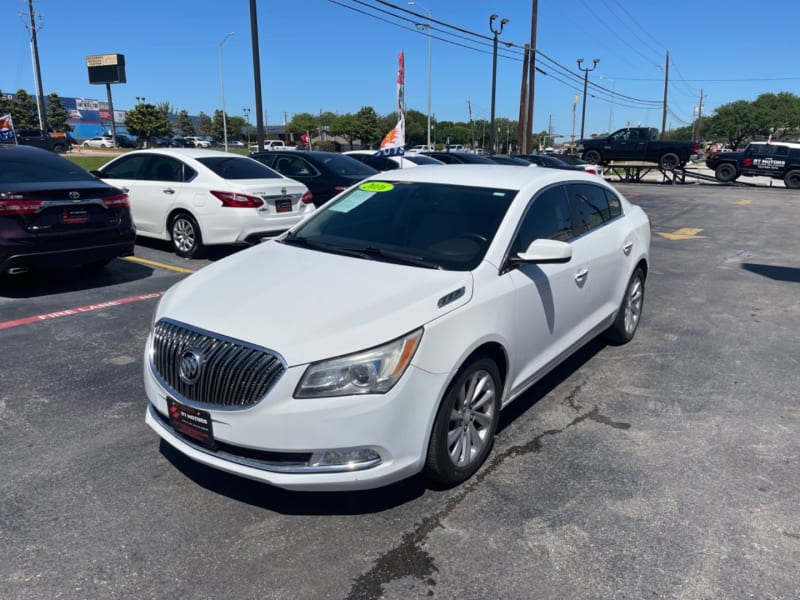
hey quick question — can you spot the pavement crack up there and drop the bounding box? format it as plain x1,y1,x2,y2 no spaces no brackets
346,405,630,599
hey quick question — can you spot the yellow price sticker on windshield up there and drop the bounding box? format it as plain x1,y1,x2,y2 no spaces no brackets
359,182,394,192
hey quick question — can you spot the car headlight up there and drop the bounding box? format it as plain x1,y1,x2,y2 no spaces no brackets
295,328,423,398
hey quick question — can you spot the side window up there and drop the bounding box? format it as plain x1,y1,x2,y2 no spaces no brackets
604,188,623,218
277,156,315,177
771,145,789,157
100,154,148,179
567,183,612,234
145,157,184,182
511,185,573,255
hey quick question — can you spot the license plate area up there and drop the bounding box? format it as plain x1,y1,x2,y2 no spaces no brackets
274,198,293,213
167,397,215,449
61,208,90,224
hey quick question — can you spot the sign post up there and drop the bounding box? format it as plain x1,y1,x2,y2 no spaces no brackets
86,54,126,147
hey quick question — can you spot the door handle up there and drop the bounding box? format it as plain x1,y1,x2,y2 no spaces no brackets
163,188,175,195
574,267,589,283
623,241,633,254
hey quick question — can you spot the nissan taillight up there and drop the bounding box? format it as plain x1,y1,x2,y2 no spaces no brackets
211,191,264,208
301,191,314,204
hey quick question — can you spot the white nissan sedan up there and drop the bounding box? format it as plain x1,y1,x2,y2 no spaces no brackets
144,165,650,491
94,149,314,257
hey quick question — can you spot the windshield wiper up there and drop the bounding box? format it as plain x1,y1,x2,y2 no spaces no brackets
338,246,443,269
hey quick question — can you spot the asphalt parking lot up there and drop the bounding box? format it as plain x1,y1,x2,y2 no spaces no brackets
1,181,799,600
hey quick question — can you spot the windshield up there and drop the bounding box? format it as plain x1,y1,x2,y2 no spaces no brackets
196,156,283,179
285,180,515,271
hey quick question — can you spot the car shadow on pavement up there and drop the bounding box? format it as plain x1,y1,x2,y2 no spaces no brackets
497,336,607,434
741,262,800,283
135,236,247,262
0,259,155,298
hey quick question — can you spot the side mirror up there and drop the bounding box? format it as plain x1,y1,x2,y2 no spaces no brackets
517,238,572,264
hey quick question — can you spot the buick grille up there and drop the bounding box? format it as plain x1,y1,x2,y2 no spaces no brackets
151,318,285,407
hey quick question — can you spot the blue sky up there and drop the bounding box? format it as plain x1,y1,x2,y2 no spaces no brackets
4,0,800,142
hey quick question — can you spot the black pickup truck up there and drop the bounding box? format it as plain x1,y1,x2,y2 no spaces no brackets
15,129,73,154
706,141,800,189
578,127,700,170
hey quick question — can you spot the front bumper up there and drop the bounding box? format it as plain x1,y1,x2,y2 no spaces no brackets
144,360,448,491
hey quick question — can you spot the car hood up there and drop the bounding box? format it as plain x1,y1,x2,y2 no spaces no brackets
155,241,473,366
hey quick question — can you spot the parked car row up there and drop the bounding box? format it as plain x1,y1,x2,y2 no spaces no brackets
2,142,651,495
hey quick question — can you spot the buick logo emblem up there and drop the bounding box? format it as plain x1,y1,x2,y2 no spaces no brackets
69,191,80,200
281,187,287,195
179,348,204,385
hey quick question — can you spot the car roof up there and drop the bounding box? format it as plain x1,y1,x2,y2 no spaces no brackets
359,164,602,191
121,148,242,159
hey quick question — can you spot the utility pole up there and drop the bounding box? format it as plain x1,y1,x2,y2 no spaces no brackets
525,0,538,155
693,88,704,141
250,0,265,152
577,57,599,142
488,13,508,155
23,0,48,133
660,50,669,139
517,44,530,154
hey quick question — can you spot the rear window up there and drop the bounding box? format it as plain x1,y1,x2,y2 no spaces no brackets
196,156,283,179
318,154,378,177
0,148,96,184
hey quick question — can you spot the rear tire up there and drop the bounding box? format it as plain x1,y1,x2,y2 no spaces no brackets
424,356,501,487
170,212,206,259
605,267,645,345
715,163,737,182
659,152,680,171
783,169,800,189
583,149,602,165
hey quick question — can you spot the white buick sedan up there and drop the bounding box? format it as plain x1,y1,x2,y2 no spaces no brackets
94,149,314,257
144,165,650,491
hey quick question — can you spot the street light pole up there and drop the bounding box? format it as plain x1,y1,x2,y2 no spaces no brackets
577,57,599,142
408,2,432,150
243,107,251,146
219,31,235,151
489,13,508,155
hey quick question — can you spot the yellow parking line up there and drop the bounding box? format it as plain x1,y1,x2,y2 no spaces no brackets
124,256,197,274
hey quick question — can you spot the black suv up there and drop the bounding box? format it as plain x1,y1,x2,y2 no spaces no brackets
706,141,800,188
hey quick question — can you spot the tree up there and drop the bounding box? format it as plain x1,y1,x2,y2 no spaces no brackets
353,106,380,149
705,100,759,149
403,109,427,146
124,102,172,144
46,93,71,132
331,113,359,149
175,109,195,136
286,112,319,137
751,92,800,138
211,109,230,142
11,89,39,130
195,112,212,136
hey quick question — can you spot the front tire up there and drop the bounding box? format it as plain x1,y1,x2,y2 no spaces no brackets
606,267,645,345
424,356,501,487
715,163,737,182
170,212,205,258
783,169,800,189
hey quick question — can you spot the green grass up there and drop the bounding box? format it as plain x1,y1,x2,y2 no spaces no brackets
65,155,112,171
